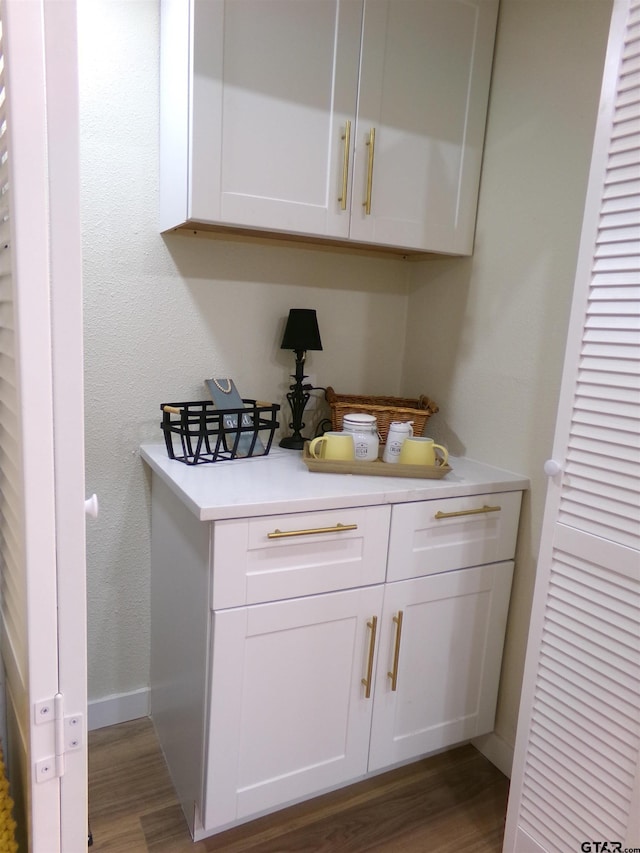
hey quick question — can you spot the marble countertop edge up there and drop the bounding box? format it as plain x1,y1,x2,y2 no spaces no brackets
140,443,529,522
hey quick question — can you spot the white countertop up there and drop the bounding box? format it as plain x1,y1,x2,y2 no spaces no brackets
140,443,529,521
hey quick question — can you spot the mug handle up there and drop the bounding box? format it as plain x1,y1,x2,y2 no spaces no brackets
434,444,449,467
308,436,326,459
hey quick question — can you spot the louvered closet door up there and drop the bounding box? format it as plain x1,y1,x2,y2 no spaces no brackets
503,2,640,852
0,2,87,851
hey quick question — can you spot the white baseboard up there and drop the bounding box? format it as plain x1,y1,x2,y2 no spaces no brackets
88,687,150,731
471,731,514,778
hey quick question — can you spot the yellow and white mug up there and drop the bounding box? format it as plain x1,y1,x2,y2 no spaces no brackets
308,431,355,461
398,437,448,467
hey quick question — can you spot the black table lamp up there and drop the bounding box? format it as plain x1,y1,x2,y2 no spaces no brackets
279,309,323,449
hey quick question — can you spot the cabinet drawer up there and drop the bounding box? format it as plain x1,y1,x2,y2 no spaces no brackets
387,491,522,582
212,505,390,608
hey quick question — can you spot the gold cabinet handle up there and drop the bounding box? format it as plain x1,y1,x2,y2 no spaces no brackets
361,615,378,699
338,120,351,210
363,127,375,215
387,610,403,692
267,522,358,539
434,504,502,520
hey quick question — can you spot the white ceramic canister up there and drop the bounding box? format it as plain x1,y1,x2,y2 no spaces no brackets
342,413,379,461
382,420,414,463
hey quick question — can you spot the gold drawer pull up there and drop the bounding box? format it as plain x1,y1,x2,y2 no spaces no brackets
361,615,378,699
267,522,358,539
338,120,351,211
363,127,375,215
387,610,403,692
434,504,501,520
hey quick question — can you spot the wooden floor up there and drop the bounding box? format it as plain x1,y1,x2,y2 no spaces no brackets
88,718,509,852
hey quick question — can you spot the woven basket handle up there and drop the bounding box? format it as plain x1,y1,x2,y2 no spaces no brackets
419,396,439,415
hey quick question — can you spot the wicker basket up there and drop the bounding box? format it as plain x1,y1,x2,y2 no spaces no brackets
325,387,438,443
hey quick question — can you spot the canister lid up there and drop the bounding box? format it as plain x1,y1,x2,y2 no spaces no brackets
343,413,377,425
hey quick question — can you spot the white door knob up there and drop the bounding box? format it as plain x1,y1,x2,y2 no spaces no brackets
84,494,99,519
544,459,562,477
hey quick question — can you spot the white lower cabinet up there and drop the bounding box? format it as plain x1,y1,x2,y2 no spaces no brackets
204,560,514,831
147,467,523,840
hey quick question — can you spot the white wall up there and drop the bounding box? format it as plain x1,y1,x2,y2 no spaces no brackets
402,0,613,757
78,0,410,706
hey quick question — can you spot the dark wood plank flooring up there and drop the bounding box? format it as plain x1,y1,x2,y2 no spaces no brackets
88,718,509,852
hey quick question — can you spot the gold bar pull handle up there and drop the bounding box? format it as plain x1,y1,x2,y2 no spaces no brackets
361,615,378,699
338,120,351,210
267,522,358,540
363,127,375,215
434,504,502,520
387,610,404,692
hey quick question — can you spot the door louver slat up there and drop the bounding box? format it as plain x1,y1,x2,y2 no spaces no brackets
595,236,639,254
531,695,636,780
522,781,612,845
529,747,629,826
527,745,628,819
560,473,637,507
539,650,638,729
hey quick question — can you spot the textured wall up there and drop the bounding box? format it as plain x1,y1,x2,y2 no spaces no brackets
78,0,410,702
402,0,613,753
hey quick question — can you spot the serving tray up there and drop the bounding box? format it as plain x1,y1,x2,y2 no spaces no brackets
302,443,451,479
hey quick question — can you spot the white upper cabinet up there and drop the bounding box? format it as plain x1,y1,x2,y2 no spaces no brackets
160,0,498,255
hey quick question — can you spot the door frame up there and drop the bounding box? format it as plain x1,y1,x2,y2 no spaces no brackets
1,1,88,849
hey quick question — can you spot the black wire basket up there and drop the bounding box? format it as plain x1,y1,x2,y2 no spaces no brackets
160,399,280,465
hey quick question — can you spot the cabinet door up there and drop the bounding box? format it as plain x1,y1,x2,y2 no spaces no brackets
368,562,513,772
204,585,384,831
350,0,498,253
190,0,362,238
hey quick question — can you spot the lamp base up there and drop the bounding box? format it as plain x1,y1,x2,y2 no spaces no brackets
279,435,309,450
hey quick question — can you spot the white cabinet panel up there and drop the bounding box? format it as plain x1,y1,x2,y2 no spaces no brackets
387,491,522,581
350,0,498,253
149,475,211,837
212,505,389,608
204,585,384,828
214,0,360,236
368,562,514,771
165,0,362,237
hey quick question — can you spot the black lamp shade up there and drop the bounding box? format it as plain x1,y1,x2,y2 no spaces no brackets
281,309,323,352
